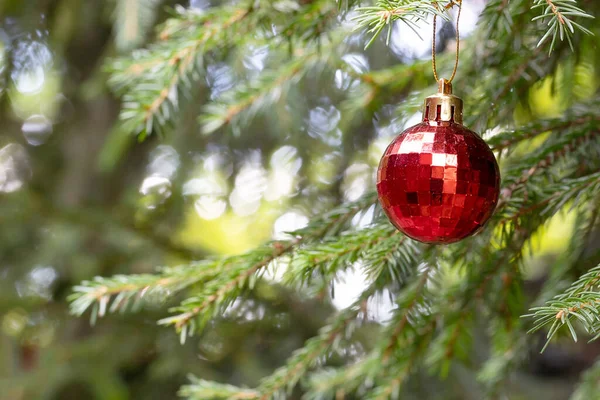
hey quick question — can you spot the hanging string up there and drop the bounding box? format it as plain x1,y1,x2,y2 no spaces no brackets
432,0,462,83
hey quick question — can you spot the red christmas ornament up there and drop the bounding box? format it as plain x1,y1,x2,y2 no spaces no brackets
377,80,500,244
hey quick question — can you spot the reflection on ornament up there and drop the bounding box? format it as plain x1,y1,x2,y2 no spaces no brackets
377,80,500,244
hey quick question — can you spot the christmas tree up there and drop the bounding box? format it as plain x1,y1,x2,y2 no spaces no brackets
1,0,599,399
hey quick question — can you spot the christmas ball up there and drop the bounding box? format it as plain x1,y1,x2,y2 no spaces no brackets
377,80,500,244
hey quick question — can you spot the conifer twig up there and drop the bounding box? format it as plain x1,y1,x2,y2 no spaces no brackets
532,0,594,52
70,194,377,331
352,0,450,48
157,194,377,337
256,287,377,400
527,262,600,351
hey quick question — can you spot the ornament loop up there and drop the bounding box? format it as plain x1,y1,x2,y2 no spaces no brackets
432,0,462,84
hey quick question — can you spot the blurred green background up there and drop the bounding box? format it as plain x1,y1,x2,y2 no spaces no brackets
0,0,598,399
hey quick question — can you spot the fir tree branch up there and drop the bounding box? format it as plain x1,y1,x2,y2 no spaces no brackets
381,262,436,363
478,320,529,398
365,274,440,399
255,287,376,400
461,0,582,129
206,107,600,399
159,240,300,336
180,237,425,400
569,205,600,271
68,262,219,324
109,5,255,138
352,0,451,48
69,193,376,332
304,355,381,400
497,127,599,213
467,45,546,129
306,260,439,398
283,224,399,290
200,38,344,134
442,155,600,370
479,0,514,39
254,235,426,399
500,171,600,226
532,0,594,53
277,0,340,41
527,261,600,351
181,284,380,400
362,230,422,284
426,233,528,376
424,165,580,375
365,324,436,400
488,102,600,153
156,194,377,338
180,233,423,400
110,0,345,138
65,0,600,396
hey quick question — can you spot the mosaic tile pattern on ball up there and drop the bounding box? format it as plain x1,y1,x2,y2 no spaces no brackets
377,121,500,244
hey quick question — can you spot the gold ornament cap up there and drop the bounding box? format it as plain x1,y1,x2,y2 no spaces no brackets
423,79,463,124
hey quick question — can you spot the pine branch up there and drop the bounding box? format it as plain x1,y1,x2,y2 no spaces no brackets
479,0,515,40
496,127,600,217
200,38,343,134
68,262,219,324
425,230,528,376
365,326,435,400
527,261,600,351
381,262,437,362
352,0,450,48
532,0,594,53
181,284,381,400
67,0,600,396
158,240,300,341
421,147,595,375
304,261,439,398
488,101,600,153
183,241,431,400
466,44,545,129
478,204,599,397
109,0,345,139
337,60,432,134
450,163,600,362
527,208,600,318
283,224,398,291
197,0,347,135
254,235,426,399
255,287,376,400
442,167,600,374
478,320,529,398
361,230,423,284
460,0,582,129
569,205,600,271
109,5,255,138
364,274,440,399
278,0,340,42
69,193,376,334
304,355,380,400
155,194,377,339
500,171,600,229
